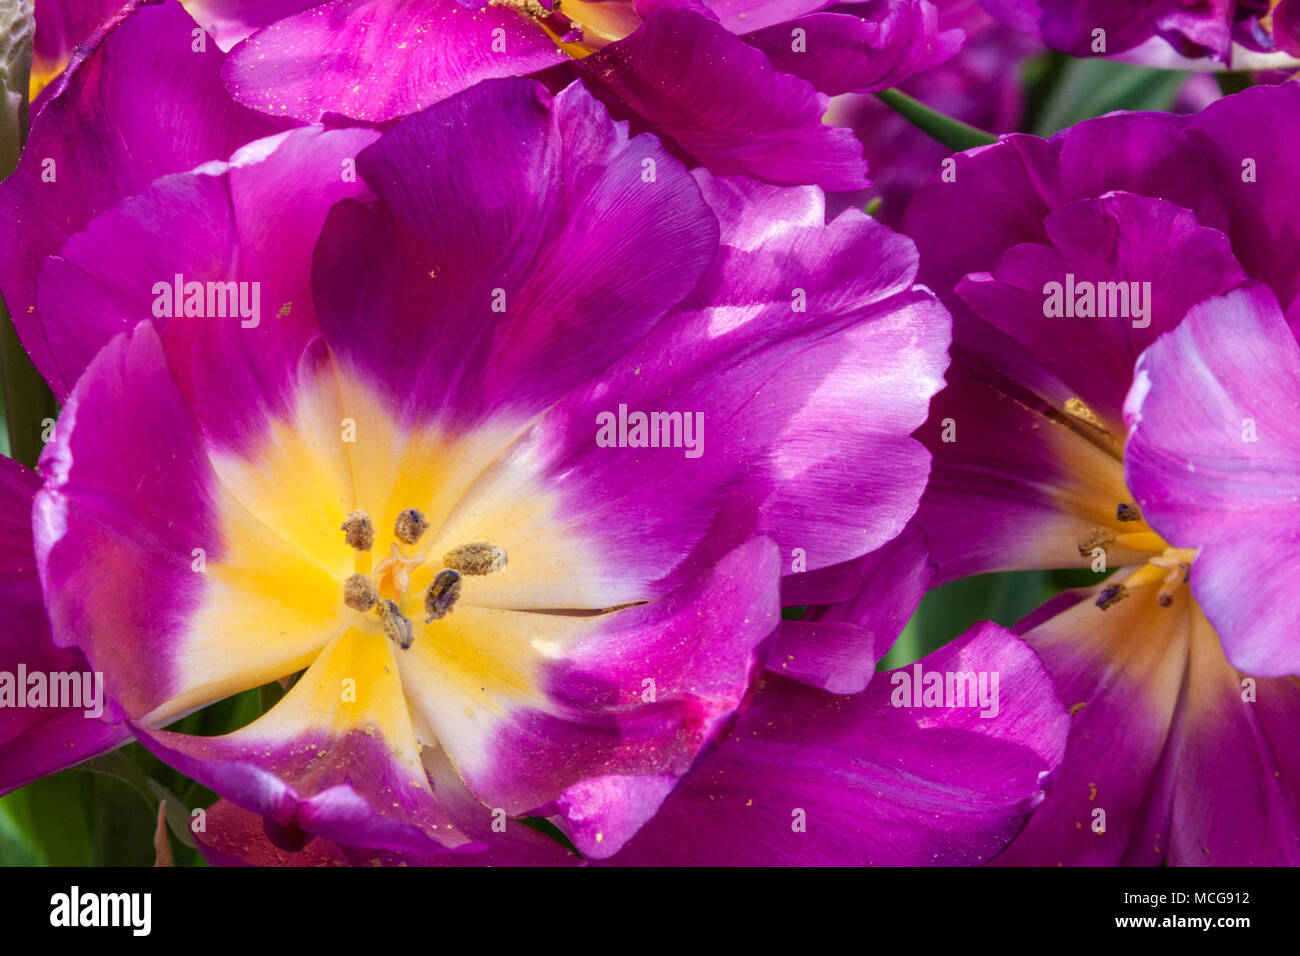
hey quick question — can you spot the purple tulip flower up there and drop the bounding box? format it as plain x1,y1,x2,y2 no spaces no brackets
901,81,1300,864
182,0,963,189
0,0,1069,864
983,0,1300,69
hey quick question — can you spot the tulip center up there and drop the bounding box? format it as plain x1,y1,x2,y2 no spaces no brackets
1086,510,1198,611
1054,395,1202,612
336,507,508,650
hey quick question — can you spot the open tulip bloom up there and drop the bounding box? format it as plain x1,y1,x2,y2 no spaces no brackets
904,81,1300,865
0,0,1075,866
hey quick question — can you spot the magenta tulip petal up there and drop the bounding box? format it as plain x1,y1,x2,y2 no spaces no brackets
34,126,378,447
577,8,869,188
221,0,567,122
608,621,1068,865
702,0,830,33
0,0,280,398
997,579,1300,865
133,626,475,856
776,518,933,692
184,0,323,50
1125,285,1300,677
955,191,1247,431
312,78,718,430
0,455,127,794
450,537,781,858
746,6,961,96
1186,83,1300,315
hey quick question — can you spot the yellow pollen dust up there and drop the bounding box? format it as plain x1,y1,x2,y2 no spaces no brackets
489,0,549,17
1063,397,1108,433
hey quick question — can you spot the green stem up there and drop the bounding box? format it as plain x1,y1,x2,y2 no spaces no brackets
0,296,57,467
874,88,998,152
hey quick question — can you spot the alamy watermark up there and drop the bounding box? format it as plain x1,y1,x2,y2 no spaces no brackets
0,664,104,717
890,663,1000,718
50,887,150,936
596,404,703,458
1042,273,1151,328
152,273,261,328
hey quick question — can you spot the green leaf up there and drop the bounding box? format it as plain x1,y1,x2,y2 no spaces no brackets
76,750,159,803
173,686,261,737
259,679,286,713
0,770,94,866
88,773,156,866
878,570,1060,669
0,294,59,467
146,781,198,849
874,88,997,151
75,750,197,849
1033,58,1187,136
1215,72,1254,96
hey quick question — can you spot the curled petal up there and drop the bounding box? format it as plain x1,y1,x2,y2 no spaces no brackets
0,455,126,794
577,8,869,188
135,627,473,856
1124,285,1300,677
607,621,1069,865
0,0,280,398
746,4,962,96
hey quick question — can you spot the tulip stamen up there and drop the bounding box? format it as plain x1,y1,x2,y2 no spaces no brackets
443,542,508,576
425,569,462,623
1096,583,1129,609
377,599,415,650
1077,527,1115,556
343,573,378,612
340,506,508,634
340,510,375,551
1096,547,1197,611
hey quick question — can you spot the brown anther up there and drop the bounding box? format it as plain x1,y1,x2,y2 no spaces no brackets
425,569,462,623
340,510,375,551
394,508,430,545
1116,503,1141,523
377,599,414,650
1077,528,1115,557
1095,584,1129,610
343,573,377,612
443,542,508,576
1157,592,1174,608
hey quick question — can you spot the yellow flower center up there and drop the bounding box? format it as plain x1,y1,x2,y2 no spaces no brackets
1058,396,1200,612
138,363,628,733
491,0,643,58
